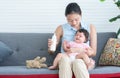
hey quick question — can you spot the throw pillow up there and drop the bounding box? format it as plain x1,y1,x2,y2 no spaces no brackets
99,38,120,66
0,41,13,62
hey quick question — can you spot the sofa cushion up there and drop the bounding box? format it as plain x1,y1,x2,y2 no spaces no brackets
0,66,120,75
0,66,58,75
0,41,13,62
99,38,120,66
0,66,120,78
89,66,120,74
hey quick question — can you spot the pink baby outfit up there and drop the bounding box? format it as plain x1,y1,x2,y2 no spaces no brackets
68,41,89,49
67,41,89,60
67,41,95,70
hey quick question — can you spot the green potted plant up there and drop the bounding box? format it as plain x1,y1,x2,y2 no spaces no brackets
100,0,120,37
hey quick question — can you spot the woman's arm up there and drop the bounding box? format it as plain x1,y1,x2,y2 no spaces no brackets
55,25,63,46
89,24,97,57
48,25,63,54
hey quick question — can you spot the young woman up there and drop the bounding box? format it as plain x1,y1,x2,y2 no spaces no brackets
48,2,97,78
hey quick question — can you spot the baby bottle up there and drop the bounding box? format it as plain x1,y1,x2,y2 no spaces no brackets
49,33,57,53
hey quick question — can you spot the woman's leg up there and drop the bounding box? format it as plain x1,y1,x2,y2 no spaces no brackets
76,52,90,64
72,59,90,78
76,53,95,70
49,53,63,69
58,56,72,78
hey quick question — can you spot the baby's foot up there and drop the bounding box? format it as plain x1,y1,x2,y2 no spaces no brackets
48,66,57,70
87,59,95,70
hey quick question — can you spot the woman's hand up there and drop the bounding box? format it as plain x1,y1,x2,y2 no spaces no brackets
48,38,54,54
48,39,52,48
84,47,94,57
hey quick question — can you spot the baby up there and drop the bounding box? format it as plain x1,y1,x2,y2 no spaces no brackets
49,29,95,70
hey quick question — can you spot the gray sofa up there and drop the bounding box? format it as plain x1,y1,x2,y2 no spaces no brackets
0,32,120,78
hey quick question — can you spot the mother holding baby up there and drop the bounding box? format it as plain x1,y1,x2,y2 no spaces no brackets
48,2,97,78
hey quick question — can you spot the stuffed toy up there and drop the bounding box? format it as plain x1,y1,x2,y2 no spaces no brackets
26,56,47,69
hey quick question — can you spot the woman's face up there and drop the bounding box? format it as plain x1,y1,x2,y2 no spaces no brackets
66,13,81,27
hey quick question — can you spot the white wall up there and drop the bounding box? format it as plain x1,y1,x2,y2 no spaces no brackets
0,0,119,33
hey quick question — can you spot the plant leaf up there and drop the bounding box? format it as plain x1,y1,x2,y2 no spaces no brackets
109,15,120,22
115,0,120,8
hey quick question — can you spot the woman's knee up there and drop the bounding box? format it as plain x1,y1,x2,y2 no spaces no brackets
61,56,70,62
72,59,85,66
72,59,87,71
59,56,71,65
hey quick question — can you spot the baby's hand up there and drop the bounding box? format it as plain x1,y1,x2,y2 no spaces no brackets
63,40,70,48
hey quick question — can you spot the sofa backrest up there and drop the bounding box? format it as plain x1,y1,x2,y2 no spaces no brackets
0,33,54,66
93,32,117,66
0,32,117,66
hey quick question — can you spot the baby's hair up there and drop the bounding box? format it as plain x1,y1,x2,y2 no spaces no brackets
76,29,89,42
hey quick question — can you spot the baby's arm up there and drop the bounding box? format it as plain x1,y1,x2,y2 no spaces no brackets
63,40,71,53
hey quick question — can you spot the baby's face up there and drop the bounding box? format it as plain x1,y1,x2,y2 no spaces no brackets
74,32,86,43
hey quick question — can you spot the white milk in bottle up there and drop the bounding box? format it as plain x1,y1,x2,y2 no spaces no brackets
49,33,57,53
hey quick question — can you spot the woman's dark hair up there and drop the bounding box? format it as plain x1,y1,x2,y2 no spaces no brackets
65,2,82,16
76,29,89,43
